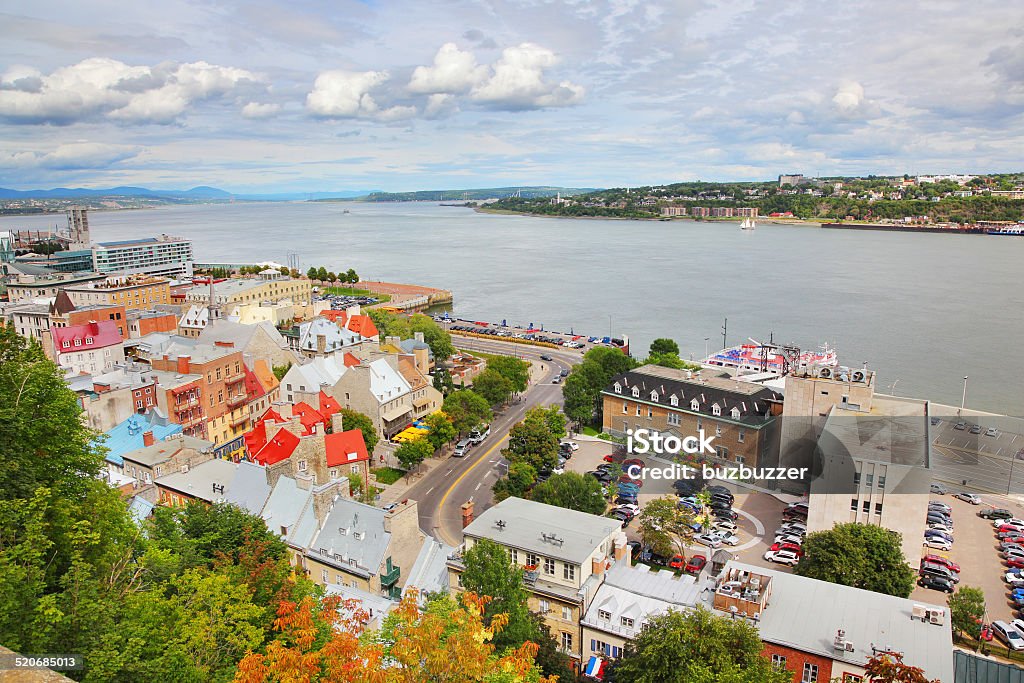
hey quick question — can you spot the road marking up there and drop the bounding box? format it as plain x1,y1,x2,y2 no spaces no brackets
426,486,434,495
446,468,454,476
436,434,510,545
474,482,482,491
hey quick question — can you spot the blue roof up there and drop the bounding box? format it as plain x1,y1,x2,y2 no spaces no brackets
97,238,160,247
98,412,182,466
127,497,156,525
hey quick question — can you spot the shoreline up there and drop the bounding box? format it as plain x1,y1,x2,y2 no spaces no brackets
474,206,823,227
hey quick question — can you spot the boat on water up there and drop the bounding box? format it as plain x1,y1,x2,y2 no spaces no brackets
704,340,837,376
986,226,1024,235
740,217,756,230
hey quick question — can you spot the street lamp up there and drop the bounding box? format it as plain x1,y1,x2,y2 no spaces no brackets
704,337,710,361
959,376,968,417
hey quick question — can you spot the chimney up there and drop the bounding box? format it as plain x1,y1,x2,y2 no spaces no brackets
313,480,343,525
317,334,326,353
461,500,475,528
295,473,313,491
274,401,293,419
384,499,418,535
414,331,424,343
282,417,304,437
176,355,191,374
89,321,100,335
613,533,628,561
266,459,290,488
331,412,344,434
142,430,155,447
592,555,607,576
386,335,400,348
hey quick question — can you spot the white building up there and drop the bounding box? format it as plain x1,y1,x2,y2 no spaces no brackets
92,235,194,278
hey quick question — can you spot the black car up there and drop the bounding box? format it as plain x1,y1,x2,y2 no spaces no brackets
981,508,1014,520
626,540,643,560
614,496,638,506
710,493,735,506
559,369,568,377
709,501,733,512
586,470,612,483
540,355,553,361
712,508,739,521
648,553,670,567
918,574,955,593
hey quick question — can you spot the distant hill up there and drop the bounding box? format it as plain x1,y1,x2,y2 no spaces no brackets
320,186,602,202
0,186,376,201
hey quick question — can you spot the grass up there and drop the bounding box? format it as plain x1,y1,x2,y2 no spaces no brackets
371,467,406,485
581,426,601,437
323,286,391,303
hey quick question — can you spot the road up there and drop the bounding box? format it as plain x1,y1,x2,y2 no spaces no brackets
407,338,583,546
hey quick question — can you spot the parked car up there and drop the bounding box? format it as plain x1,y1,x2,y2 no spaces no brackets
992,621,1024,651
1006,572,1024,587
955,492,982,504
927,522,955,534
769,542,804,557
695,533,723,549
587,470,612,483
648,553,670,567
763,549,800,566
615,503,640,514
954,422,967,431
1008,557,1024,569
970,424,983,435
468,425,490,444
615,496,638,507
713,520,739,533
921,555,960,573
1006,548,1024,561
684,555,707,575
920,562,960,583
928,502,952,514
930,483,948,495
987,428,1001,437
562,441,580,452
918,575,955,593
924,529,954,543
931,417,941,426
1001,543,1024,553
712,531,740,546
712,508,739,521
626,540,643,560
923,537,953,551
981,508,1014,520
453,439,472,457
775,534,804,546
668,555,686,570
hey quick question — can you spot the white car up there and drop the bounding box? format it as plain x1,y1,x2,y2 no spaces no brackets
955,492,982,505
615,503,640,514
712,531,740,546
992,621,1024,651
1005,572,1024,587
923,537,952,551
1006,548,1024,560
774,534,804,546
996,518,1024,528
927,522,954,534
562,441,580,452
695,533,722,548
763,549,800,566
712,521,738,533
552,466,565,475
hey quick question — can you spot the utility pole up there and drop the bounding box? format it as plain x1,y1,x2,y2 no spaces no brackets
959,376,968,417
705,337,710,360
721,318,727,351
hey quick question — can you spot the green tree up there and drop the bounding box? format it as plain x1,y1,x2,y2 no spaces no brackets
492,462,537,502
948,586,985,639
795,523,915,597
486,356,530,393
504,407,560,473
346,268,358,283
460,539,572,681
423,411,457,452
649,338,680,356
636,497,697,558
561,347,638,428
433,366,456,395
347,471,375,504
529,472,606,515
536,404,567,440
341,408,379,454
395,438,434,470
306,267,317,279
473,367,515,406
409,314,455,360
0,323,104,500
315,266,328,281
610,607,791,683
326,271,337,282
442,389,493,434
271,361,291,381
562,370,597,428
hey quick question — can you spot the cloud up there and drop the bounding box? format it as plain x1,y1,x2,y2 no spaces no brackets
241,101,281,118
423,93,458,119
408,43,487,94
306,69,415,121
0,58,258,125
471,43,584,110
0,142,141,170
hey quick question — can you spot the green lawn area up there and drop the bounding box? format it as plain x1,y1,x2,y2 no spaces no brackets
371,467,405,485
581,426,601,437
323,286,391,303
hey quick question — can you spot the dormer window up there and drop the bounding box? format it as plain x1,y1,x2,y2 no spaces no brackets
712,404,721,416
74,338,82,347
85,337,93,345
690,399,699,411
598,609,611,620
614,383,622,394
650,391,658,402
670,395,678,406
631,387,639,398
62,340,70,349
731,407,741,419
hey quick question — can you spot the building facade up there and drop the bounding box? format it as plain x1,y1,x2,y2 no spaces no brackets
92,235,194,278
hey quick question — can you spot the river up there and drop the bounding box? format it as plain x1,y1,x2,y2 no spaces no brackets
4,202,1022,413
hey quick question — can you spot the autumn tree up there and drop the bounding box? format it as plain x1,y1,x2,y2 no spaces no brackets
862,652,940,683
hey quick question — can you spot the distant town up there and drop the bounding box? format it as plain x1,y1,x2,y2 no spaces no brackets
3,206,1023,682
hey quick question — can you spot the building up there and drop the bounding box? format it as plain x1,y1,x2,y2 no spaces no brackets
121,432,216,485
781,366,932,565
63,275,171,311
52,320,125,376
48,291,127,338
3,300,54,346
92,235,194,278
447,497,628,666
150,368,206,438
284,316,364,359
281,354,353,405
331,356,414,438
155,457,239,506
75,362,161,432
397,355,443,421
197,319,298,368
321,308,380,341
5,271,106,303
98,411,183,470
126,309,179,338
67,207,91,250
779,174,806,187
660,206,687,217
181,271,311,308
601,365,783,470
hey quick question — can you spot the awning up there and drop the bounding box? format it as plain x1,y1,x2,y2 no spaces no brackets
413,397,432,408
382,405,413,422
584,656,604,679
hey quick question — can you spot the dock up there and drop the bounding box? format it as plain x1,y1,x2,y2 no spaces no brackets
358,281,453,312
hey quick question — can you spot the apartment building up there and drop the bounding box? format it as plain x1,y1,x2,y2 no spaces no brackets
52,320,125,376
331,356,414,438
601,365,783,469
397,355,443,421
151,368,206,438
181,271,311,308
121,432,215,485
63,275,171,311
447,497,628,666
77,362,161,432
91,235,193,278
3,300,53,346
5,271,106,302
284,316,364,359
197,319,298,368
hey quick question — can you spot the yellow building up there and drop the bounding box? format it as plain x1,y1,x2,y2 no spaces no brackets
64,275,171,311
183,270,311,308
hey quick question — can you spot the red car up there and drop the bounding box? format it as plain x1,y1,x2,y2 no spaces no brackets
1002,536,1024,545
684,555,707,574
921,554,960,573
603,454,617,463
999,524,1024,533
1007,557,1024,569
769,542,803,557
979,625,994,641
669,554,686,570
619,475,643,487
622,458,645,470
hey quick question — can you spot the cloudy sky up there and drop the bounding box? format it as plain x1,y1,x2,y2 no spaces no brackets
1,0,1023,192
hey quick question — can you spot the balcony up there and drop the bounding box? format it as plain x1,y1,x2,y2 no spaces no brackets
225,372,246,386
230,413,250,429
380,564,401,587
174,396,199,410
227,394,247,409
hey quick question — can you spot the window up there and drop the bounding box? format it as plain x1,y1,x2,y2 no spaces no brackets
563,564,575,581
670,395,678,406
851,498,858,511
691,399,699,410
526,553,539,568
853,472,861,486
734,454,744,464
623,402,628,414
802,663,818,683
136,400,143,408
842,675,863,683
647,407,653,418
74,338,82,347
510,548,518,564
631,387,639,398
697,418,703,431
712,404,721,416
875,502,883,515
85,337,93,345
715,425,722,437
771,654,786,668
598,609,611,621
330,468,338,479
544,558,555,575
62,340,70,348
562,606,572,620
738,428,745,443
667,413,680,426
651,391,658,401
538,599,550,613
862,500,870,513
561,632,572,652
636,405,641,416
614,383,621,394
621,616,634,628
865,474,874,487
321,569,328,582
298,460,308,472
877,475,886,489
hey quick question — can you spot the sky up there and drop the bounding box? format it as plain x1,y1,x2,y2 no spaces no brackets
1,0,1023,193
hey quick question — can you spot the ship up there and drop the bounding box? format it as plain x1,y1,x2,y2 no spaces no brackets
740,217,756,230
986,225,1024,236
704,339,837,377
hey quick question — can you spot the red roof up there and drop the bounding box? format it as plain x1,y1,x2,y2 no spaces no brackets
292,401,325,435
319,391,341,417
52,320,122,354
243,365,266,402
244,420,269,455
320,309,346,323
345,314,378,338
251,427,300,466
343,352,361,367
324,429,369,467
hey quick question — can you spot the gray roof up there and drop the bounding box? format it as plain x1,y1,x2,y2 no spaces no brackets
199,319,288,351
155,458,238,502
404,537,453,601
955,650,1024,683
224,461,272,515
722,561,953,683
464,497,622,565
308,498,391,577
122,434,214,467
261,475,314,541
582,561,704,640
